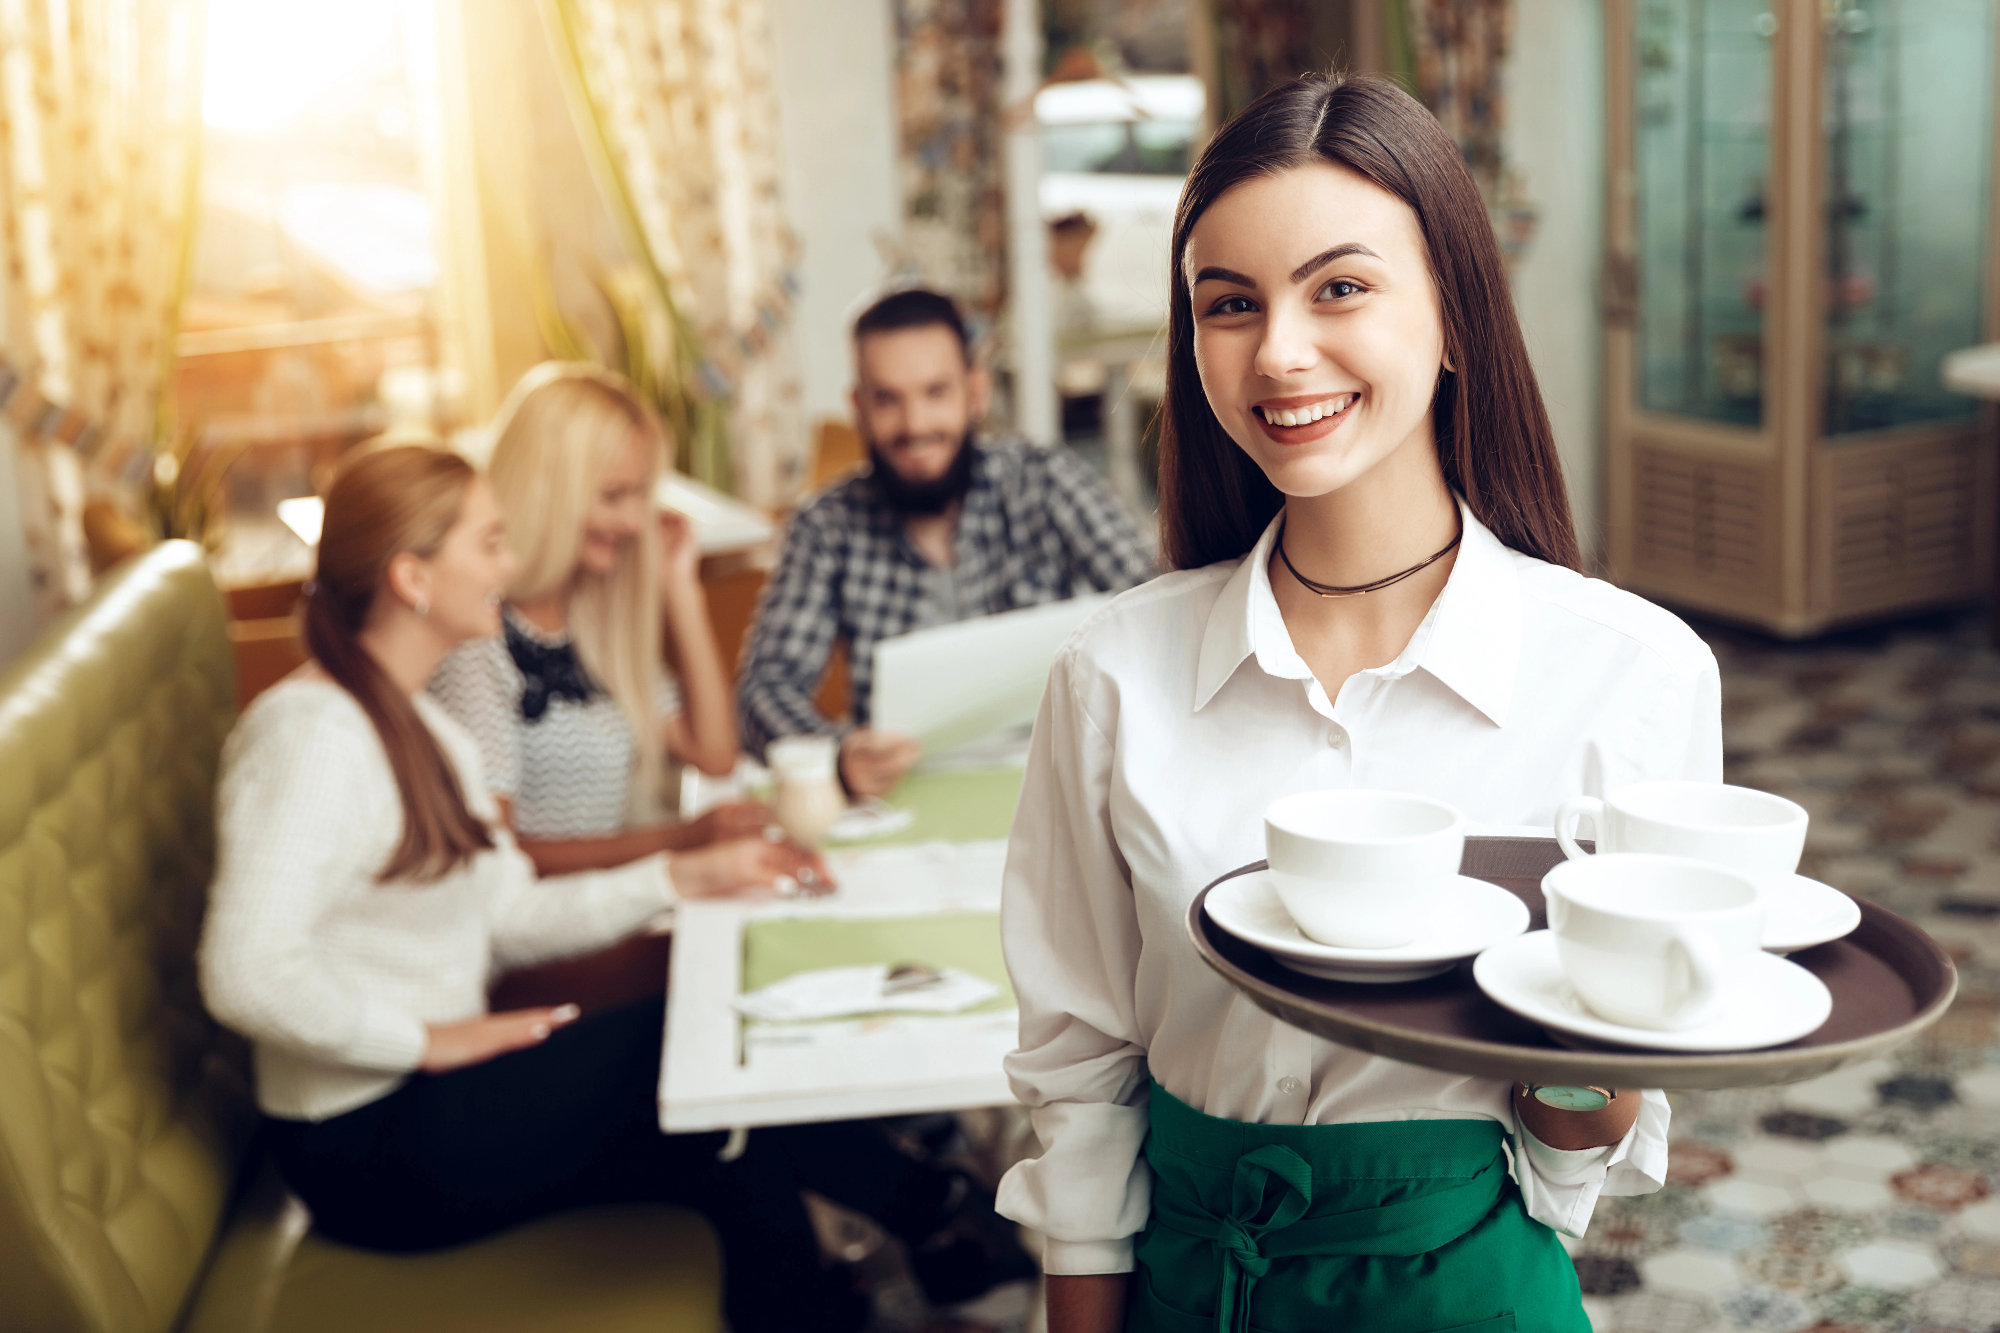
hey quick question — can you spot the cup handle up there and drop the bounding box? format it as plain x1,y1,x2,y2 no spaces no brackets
1555,796,1604,861
1663,930,1725,1026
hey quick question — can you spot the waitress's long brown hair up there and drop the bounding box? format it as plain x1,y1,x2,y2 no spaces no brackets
1158,73,1580,572
304,445,494,882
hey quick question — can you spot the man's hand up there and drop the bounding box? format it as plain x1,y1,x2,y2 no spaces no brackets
422,1004,580,1072
839,729,922,798
669,834,836,900
681,799,774,847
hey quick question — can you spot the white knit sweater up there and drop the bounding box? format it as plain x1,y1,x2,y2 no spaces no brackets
199,675,677,1121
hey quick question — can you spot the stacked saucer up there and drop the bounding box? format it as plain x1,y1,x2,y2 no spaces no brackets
1205,870,1527,984
1760,873,1861,953
1473,931,1831,1052
1472,852,1835,1053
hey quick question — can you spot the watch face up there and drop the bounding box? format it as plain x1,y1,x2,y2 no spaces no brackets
1533,1085,1611,1112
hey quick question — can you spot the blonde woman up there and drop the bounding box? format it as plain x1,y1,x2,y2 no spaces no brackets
431,364,763,877
430,369,1036,1311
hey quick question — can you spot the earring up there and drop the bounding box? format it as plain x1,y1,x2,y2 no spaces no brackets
415,595,430,620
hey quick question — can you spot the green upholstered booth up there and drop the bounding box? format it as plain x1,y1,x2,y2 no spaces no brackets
0,542,720,1333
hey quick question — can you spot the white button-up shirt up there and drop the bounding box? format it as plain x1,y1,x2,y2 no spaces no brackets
995,506,1721,1275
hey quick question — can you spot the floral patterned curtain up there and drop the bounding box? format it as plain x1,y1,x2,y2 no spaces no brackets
1203,0,1318,123
1395,0,1535,269
1400,0,1510,200
888,0,1008,351
0,0,206,622
541,0,809,507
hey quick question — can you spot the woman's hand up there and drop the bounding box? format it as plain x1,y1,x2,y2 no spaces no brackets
1513,1084,1642,1151
658,509,702,595
680,799,774,847
1047,1274,1129,1333
669,834,836,900
422,1004,580,1073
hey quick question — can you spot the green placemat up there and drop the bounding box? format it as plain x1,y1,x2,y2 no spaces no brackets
740,912,1013,1015
835,765,1025,846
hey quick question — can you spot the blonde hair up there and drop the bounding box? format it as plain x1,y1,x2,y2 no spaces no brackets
486,364,668,812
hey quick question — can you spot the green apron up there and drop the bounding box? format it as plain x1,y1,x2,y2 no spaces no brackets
1129,1082,1589,1333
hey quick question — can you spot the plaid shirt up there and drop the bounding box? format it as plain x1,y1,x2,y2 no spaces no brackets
739,437,1157,756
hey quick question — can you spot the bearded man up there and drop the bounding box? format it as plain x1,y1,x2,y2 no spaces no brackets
738,286,1156,797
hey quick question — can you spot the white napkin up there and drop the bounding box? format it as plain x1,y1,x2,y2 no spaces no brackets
829,800,918,843
732,964,1000,1022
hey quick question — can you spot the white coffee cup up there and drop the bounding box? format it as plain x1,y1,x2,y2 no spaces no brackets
1555,781,1808,883
1263,790,1465,949
1543,853,1767,1030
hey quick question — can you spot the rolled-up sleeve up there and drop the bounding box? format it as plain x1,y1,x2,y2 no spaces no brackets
1512,1088,1672,1238
996,649,1153,1274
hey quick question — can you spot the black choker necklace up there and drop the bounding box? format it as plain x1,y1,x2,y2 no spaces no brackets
1276,517,1463,598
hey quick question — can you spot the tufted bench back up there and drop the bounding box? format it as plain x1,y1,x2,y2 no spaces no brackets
0,542,256,1333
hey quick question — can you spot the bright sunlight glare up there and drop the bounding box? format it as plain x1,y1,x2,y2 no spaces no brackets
202,0,405,134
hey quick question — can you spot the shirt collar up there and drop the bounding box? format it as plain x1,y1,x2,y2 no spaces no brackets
1193,499,1522,727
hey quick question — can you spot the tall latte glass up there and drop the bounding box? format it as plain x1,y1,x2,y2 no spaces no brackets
768,735,845,850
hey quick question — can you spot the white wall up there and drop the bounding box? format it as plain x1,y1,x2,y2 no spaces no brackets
1505,0,1607,556
767,0,902,423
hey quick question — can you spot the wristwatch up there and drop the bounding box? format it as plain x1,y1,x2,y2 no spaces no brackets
1523,1084,1615,1112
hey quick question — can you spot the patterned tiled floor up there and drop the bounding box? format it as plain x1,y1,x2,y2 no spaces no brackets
1575,611,2000,1333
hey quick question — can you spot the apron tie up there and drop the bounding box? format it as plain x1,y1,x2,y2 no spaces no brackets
1153,1146,1508,1333
1211,1146,1313,1332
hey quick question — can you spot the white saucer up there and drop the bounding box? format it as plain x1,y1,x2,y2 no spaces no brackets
1472,931,1833,1052
1762,873,1862,953
1205,871,1529,984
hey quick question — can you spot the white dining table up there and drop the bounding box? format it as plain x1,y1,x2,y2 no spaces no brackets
659,834,1018,1134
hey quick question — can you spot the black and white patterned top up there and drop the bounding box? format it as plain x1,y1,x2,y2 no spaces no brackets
428,606,681,839
737,437,1156,758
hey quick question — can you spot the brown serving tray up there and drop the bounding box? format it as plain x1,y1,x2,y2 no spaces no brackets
1188,836,1957,1090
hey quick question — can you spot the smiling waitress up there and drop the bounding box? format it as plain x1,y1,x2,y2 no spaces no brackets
996,75,1721,1333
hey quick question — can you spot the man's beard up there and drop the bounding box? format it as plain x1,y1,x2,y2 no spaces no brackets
867,430,977,516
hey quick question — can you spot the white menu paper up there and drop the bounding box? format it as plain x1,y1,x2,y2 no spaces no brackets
870,593,1112,755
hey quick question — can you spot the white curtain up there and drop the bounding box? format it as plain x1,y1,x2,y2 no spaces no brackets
544,0,810,507
0,0,207,621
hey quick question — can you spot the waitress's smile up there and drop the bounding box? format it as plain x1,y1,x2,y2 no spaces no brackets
1252,391,1361,443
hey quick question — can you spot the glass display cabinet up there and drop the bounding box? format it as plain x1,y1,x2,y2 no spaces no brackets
1604,0,2000,633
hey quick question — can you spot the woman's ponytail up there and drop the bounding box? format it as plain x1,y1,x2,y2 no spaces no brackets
307,446,494,883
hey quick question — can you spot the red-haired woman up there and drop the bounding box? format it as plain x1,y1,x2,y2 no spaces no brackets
997,76,1717,1332
200,446,870,1331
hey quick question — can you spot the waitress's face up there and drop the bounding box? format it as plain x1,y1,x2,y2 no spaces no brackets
1183,161,1446,499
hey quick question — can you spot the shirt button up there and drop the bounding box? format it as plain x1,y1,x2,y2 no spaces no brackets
1277,1076,1305,1095
1326,730,1345,749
